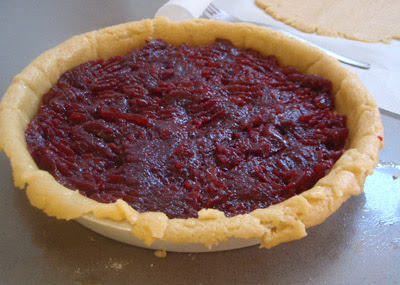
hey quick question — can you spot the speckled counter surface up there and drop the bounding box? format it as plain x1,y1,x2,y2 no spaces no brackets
1,1,399,284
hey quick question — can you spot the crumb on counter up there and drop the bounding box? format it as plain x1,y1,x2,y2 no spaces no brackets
154,250,167,258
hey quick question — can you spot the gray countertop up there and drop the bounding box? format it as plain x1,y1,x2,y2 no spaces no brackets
1,1,399,284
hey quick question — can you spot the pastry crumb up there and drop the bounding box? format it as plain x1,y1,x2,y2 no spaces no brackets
154,250,167,258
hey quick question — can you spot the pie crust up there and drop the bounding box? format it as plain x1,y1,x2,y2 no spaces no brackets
0,18,383,249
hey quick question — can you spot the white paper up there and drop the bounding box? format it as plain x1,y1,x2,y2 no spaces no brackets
155,0,213,21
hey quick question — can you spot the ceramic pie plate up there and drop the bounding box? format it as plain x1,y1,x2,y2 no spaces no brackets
0,17,384,252
76,214,260,252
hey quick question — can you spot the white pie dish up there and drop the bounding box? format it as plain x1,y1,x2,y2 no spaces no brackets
76,214,260,252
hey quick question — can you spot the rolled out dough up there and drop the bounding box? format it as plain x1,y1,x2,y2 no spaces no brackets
255,0,400,43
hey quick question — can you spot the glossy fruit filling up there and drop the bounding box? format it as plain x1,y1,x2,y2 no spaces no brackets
25,39,348,219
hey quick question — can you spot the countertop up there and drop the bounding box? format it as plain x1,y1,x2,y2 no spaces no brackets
1,1,399,284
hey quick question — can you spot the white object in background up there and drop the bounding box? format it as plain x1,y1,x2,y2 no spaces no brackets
155,0,213,21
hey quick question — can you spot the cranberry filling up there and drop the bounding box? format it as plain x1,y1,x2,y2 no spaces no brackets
25,39,348,219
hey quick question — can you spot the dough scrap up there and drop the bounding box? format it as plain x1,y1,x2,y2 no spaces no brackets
256,0,400,43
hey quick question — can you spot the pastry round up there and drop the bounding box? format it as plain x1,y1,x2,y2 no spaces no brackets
0,17,383,249
255,0,400,43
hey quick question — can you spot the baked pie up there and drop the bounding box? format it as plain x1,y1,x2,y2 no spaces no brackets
0,18,383,249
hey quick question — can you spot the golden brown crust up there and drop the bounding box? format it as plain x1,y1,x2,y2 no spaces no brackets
0,18,384,249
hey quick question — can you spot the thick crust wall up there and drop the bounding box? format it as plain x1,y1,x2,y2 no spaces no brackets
0,18,384,249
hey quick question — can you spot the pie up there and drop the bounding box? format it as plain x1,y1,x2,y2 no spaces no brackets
25,38,349,220
0,18,384,249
